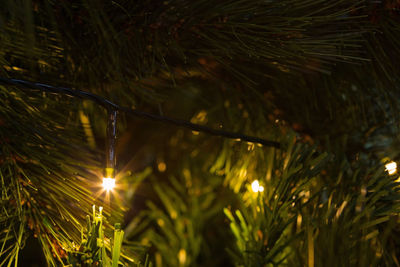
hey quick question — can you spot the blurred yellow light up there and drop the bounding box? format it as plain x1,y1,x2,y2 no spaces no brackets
251,180,264,193
385,161,397,175
158,162,167,172
103,177,115,191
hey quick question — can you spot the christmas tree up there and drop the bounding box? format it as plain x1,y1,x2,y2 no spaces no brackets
1,1,400,266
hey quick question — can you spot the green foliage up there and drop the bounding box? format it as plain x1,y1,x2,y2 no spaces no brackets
66,206,150,267
223,135,400,266
125,165,231,267
222,135,328,266
302,165,400,267
0,85,105,266
2,1,400,266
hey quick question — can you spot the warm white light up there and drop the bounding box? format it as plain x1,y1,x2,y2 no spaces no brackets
251,180,264,193
103,177,115,191
385,161,397,175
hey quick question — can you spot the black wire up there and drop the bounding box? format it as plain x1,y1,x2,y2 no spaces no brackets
0,77,281,148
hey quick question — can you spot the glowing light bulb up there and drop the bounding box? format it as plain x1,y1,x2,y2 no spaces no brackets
251,180,264,193
103,177,115,191
385,161,397,175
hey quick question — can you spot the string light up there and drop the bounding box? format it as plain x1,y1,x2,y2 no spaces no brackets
251,180,264,193
103,177,116,191
102,167,116,191
385,161,397,175
102,110,117,191
0,78,281,149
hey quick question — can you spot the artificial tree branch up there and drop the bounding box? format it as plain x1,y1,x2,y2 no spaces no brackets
0,77,280,148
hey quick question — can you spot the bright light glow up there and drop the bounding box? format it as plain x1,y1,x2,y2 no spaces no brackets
385,161,397,175
251,180,264,193
103,177,116,191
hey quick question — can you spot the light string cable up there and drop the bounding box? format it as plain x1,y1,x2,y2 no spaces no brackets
102,109,117,191
0,77,281,148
